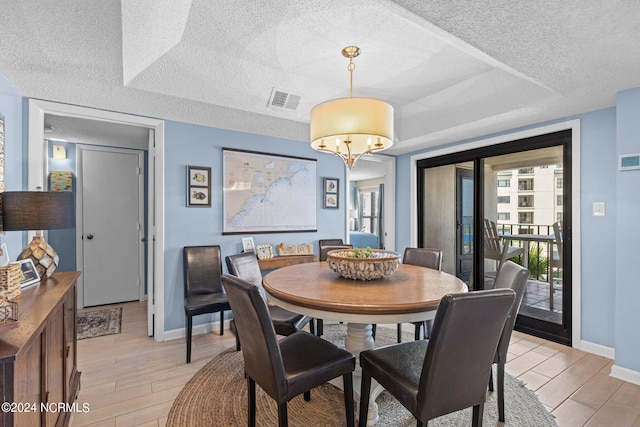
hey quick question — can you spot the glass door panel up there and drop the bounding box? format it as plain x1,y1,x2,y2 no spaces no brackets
483,146,564,325
422,163,474,285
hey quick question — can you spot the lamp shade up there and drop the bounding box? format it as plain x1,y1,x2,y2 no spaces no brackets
310,97,394,154
1,191,75,231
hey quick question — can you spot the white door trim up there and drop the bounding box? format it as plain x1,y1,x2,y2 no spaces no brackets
409,119,581,347
27,99,166,341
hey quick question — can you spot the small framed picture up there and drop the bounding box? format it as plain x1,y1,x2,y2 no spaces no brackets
324,193,338,209
324,177,338,194
187,166,212,207
256,244,273,260
242,237,255,253
323,177,339,209
17,259,40,288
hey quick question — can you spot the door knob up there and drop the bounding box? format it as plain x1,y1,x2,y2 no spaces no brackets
86,234,94,240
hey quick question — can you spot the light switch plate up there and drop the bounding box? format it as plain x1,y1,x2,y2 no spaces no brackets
593,202,606,217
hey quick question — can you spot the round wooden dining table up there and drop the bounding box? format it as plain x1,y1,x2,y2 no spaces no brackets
263,262,467,425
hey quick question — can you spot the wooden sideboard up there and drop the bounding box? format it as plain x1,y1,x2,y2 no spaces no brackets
0,271,81,427
257,254,319,270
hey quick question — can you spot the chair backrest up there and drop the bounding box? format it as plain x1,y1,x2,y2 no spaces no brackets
319,238,344,247
183,245,224,297
492,261,529,362
319,239,345,262
483,218,503,260
553,221,563,258
225,252,267,300
319,244,353,261
221,274,287,401
402,247,443,271
417,288,516,421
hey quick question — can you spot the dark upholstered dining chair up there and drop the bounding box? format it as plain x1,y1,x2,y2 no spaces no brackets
225,252,313,350
221,274,355,427
317,239,352,336
399,247,443,342
488,260,529,422
183,245,231,363
358,288,516,427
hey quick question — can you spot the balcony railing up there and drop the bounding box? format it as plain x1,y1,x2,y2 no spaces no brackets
495,223,559,282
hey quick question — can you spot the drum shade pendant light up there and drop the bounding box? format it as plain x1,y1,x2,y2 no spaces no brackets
310,46,394,169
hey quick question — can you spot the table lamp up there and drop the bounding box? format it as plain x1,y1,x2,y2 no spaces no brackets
0,191,75,278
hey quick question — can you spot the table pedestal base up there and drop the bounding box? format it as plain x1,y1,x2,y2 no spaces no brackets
330,322,385,426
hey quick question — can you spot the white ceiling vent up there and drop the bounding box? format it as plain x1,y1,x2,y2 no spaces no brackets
268,87,301,112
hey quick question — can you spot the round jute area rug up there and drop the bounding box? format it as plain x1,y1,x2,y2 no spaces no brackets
167,325,557,426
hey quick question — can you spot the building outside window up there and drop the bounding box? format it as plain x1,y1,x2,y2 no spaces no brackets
557,177,563,189
557,195,563,206
518,178,534,191
497,196,510,204
518,195,534,207
518,212,534,224
497,212,511,220
498,179,510,187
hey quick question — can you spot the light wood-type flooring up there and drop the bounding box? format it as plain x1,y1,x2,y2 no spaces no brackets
71,301,640,427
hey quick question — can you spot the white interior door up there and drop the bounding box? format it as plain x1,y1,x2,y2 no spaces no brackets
78,145,144,307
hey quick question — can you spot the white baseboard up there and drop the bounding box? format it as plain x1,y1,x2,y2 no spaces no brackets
577,340,615,359
610,364,640,387
163,319,230,342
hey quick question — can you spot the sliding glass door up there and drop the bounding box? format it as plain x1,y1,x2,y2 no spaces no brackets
417,130,572,345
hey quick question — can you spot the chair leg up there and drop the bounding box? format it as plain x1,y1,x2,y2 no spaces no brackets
309,319,316,335
358,371,372,427
416,420,427,427
397,323,403,343
235,333,241,351
304,390,311,402
472,402,484,427
372,324,377,339
343,373,354,427
248,377,256,427
219,311,224,336
488,366,494,392
414,322,422,341
278,402,288,427
186,315,193,364
497,362,505,422
425,320,432,338
317,318,324,336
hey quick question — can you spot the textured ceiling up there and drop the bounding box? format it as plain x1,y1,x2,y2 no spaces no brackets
1,0,639,156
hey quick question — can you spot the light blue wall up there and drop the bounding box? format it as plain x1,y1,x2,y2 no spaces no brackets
579,108,617,347
614,88,640,372
394,100,635,372
0,73,24,256
163,120,346,331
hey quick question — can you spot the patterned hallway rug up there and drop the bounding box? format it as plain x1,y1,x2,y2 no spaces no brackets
77,307,122,340
167,325,557,426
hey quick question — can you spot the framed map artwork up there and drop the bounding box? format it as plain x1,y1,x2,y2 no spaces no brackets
222,148,317,234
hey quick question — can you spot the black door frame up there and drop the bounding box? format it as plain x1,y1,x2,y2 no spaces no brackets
417,130,573,345
455,167,474,282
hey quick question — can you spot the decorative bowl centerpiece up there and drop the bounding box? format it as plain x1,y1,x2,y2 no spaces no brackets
326,247,401,281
